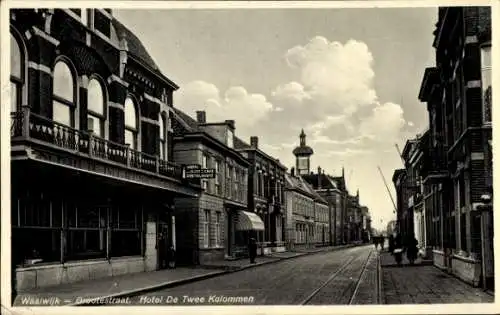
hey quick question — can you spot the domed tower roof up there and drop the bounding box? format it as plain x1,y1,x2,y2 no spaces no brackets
293,129,314,156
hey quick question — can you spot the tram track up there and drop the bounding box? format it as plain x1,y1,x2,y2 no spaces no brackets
300,249,375,305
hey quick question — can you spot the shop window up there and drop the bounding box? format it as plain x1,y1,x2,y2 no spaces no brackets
11,194,62,266
10,32,23,113
215,212,221,247
110,206,143,257
87,78,105,137
124,97,138,150
470,213,482,254
53,61,75,127
66,205,107,260
460,212,467,252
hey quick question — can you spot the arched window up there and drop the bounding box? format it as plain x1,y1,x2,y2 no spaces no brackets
124,97,137,150
87,78,105,137
52,61,75,127
10,33,23,113
159,112,166,159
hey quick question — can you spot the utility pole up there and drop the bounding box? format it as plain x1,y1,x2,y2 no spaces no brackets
377,166,397,214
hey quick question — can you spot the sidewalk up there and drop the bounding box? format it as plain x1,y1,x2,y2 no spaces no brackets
379,250,433,267
13,245,351,306
13,267,228,306
380,252,494,304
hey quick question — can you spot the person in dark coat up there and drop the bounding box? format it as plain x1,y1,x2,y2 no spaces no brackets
405,235,419,265
249,238,257,264
388,234,395,254
393,233,403,266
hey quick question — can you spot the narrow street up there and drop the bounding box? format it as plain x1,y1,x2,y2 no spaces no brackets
137,245,377,305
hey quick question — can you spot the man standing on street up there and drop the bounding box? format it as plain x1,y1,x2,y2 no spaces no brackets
249,238,257,264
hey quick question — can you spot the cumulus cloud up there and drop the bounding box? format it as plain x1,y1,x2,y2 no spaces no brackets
176,81,274,131
276,36,377,115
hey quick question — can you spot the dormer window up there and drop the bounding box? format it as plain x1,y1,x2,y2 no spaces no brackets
227,129,234,148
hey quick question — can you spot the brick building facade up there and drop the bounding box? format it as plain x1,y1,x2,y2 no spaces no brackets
284,170,317,249
9,9,199,291
416,6,492,288
171,109,255,264
234,136,287,254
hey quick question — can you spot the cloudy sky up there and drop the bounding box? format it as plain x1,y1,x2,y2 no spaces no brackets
114,7,437,231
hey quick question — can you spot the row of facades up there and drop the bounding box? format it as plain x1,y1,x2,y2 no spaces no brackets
392,6,493,290
8,9,372,292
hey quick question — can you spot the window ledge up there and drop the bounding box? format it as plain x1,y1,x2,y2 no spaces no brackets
16,255,145,271
452,253,481,263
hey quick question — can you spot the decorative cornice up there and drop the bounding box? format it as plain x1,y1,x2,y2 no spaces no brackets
31,26,59,46
107,74,129,87
28,61,52,75
144,92,163,106
141,116,160,126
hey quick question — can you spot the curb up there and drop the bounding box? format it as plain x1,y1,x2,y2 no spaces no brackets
73,243,364,306
376,252,384,304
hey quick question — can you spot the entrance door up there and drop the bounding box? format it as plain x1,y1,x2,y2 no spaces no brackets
158,221,169,269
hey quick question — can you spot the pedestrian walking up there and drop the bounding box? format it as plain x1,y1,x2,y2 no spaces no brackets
380,236,385,251
248,238,257,264
373,236,379,250
406,235,419,265
393,233,403,266
388,234,395,254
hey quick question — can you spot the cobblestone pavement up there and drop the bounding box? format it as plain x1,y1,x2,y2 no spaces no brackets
140,245,377,305
382,263,494,304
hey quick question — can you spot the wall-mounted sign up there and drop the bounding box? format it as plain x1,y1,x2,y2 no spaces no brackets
183,166,216,179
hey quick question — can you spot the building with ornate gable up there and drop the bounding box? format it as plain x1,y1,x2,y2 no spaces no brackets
9,9,200,291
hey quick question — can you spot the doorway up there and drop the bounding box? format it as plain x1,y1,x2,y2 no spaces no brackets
157,221,169,269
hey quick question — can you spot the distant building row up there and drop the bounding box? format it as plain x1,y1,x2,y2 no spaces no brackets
9,8,371,292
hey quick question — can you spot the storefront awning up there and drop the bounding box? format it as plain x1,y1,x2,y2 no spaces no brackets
236,211,265,231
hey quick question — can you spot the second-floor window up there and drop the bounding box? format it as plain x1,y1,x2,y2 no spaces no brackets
87,78,105,137
53,61,75,127
159,113,166,159
202,154,209,191
233,168,238,199
227,165,233,198
70,9,93,28
215,160,222,195
124,97,138,150
481,45,492,124
10,32,23,113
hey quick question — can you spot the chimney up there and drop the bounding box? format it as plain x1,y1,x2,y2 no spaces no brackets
225,120,235,129
196,111,206,123
317,166,322,189
291,167,295,177
250,136,259,149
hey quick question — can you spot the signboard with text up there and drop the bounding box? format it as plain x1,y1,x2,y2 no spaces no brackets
183,165,216,179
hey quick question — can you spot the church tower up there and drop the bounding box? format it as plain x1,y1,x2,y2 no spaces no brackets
292,129,314,175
